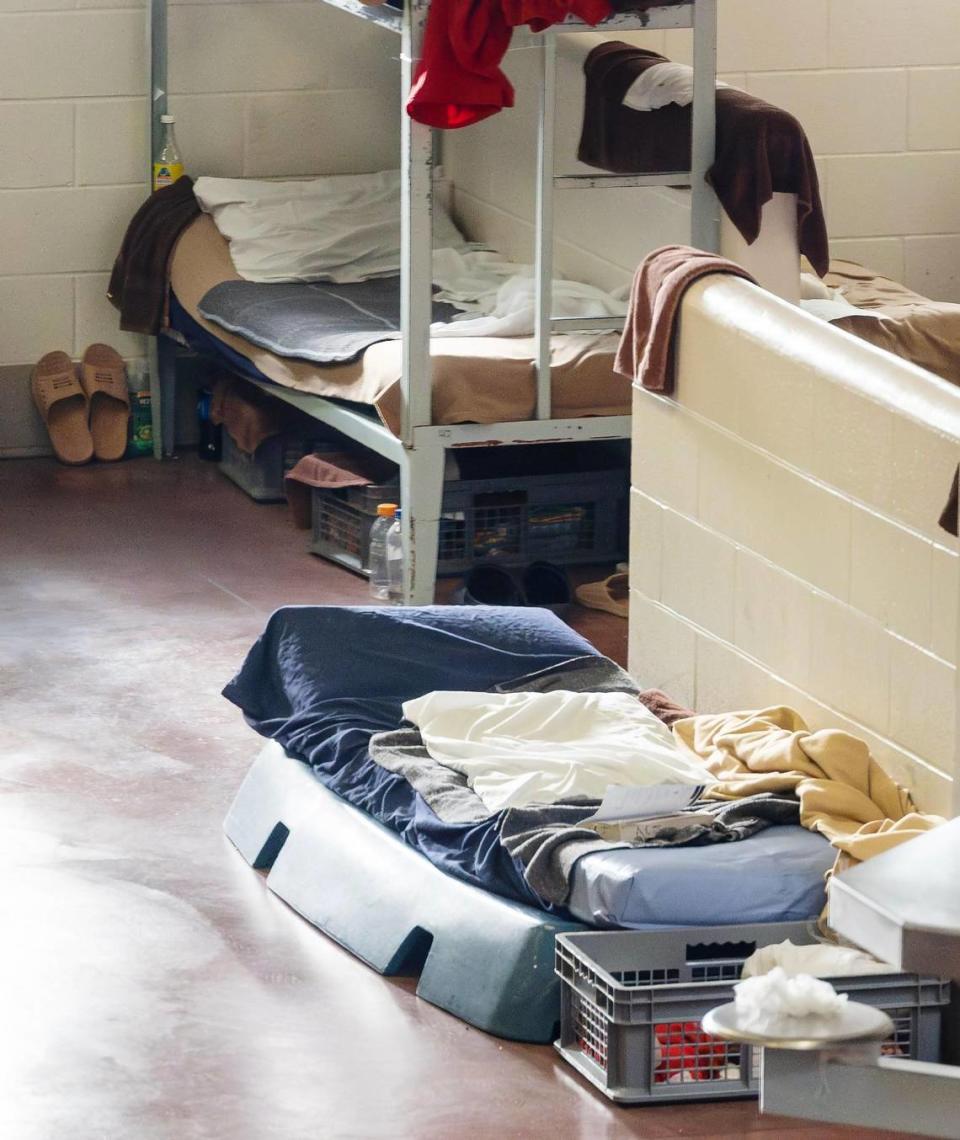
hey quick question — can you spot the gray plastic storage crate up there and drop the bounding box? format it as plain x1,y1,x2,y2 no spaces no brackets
220,431,319,503
310,468,628,577
555,923,949,1105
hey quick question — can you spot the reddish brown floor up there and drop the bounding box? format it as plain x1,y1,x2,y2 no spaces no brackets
0,454,910,1139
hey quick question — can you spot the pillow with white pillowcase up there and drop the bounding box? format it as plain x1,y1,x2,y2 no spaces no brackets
194,169,470,284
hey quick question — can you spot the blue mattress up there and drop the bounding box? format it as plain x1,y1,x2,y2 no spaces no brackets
224,605,833,927
568,826,833,929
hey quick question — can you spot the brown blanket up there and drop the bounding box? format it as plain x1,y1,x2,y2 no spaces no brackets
614,244,755,392
578,43,830,277
824,259,960,390
107,177,201,335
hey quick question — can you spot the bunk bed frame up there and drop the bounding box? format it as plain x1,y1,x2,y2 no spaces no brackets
146,0,719,603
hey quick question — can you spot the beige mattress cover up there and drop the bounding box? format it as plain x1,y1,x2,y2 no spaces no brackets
169,216,631,436
824,259,960,387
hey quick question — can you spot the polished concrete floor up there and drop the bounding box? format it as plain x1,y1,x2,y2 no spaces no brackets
0,454,911,1140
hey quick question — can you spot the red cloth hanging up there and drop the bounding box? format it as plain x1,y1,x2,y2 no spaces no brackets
407,0,613,129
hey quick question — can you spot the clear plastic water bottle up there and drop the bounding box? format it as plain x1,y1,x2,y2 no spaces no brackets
153,114,185,191
368,502,398,601
386,508,404,604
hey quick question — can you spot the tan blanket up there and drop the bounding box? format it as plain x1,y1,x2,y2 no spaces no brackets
824,259,960,388
170,215,631,437
673,706,945,875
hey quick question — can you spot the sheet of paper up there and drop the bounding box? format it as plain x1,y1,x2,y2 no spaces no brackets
584,783,703,825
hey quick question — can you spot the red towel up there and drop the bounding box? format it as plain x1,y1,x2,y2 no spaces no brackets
407,0,612,129
614,245,756,393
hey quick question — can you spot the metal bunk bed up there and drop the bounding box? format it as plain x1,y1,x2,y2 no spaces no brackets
146,0,719,604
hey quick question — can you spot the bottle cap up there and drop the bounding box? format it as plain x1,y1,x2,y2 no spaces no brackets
160,114,176,124
377,502,398,518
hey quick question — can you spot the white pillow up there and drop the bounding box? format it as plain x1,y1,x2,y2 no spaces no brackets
194,170,469,284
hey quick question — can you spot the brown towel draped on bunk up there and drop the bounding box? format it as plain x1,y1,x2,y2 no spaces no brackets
107,177,201,335
578,43,830,277
940,465,959,537
615,244,755,392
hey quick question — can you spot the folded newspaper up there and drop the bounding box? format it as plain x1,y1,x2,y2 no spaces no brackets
579,784,711,842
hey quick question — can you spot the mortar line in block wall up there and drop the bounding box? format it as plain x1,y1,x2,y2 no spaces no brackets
822,149,960,159
0,86,386,105
0,270,111,281
0,182,146,193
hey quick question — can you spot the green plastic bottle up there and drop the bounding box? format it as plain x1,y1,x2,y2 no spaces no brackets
126,363,153,458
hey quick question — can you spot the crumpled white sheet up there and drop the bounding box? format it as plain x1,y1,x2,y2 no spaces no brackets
430,249,628,338
621,61,730,112
741,939,893,980
734,967,847,1028
402,688,711,812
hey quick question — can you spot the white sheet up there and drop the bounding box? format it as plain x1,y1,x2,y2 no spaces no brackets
402,689,711,812
430,249,627,338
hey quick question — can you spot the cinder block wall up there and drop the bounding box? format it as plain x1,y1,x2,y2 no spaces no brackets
0,0,399,456
447,0,960,300
628,276,960,813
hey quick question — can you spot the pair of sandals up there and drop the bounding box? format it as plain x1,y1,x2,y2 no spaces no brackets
453,561,573,613
31,344,131,465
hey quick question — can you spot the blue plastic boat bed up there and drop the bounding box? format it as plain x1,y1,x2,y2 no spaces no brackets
222,605,834,1042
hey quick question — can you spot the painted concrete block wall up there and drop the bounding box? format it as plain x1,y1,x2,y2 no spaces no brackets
0,0,399,456
447,0,960,302
628,276,960,814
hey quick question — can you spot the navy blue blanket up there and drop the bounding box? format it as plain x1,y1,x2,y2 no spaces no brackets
223,605,599,912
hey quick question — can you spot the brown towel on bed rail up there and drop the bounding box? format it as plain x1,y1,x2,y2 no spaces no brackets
614,244,755,392
107,177,201,335
578,43,830,277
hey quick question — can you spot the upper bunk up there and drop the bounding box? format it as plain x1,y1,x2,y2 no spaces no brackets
312,0,700,37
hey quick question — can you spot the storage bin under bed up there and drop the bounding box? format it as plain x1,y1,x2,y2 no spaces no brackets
554,924,949,1104
310,467,628,577
219,431,323,503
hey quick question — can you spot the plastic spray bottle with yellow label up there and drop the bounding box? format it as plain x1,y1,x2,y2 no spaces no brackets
153,114,184,191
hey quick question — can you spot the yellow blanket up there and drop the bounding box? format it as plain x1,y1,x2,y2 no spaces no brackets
673,706,944,870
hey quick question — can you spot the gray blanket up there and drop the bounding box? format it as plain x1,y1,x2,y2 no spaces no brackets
368,656,800,906
197,276,460,364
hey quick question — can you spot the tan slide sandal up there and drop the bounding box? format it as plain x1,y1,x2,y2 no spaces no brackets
31,350,94,466
574,571,629,618
80,343,130,462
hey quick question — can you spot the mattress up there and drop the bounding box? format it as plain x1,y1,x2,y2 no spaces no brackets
823,259,960,387
170,215,631,436
224,605,834,928
568,825,833,928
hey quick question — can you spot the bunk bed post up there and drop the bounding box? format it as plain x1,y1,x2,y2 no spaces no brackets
399,440,445,606
400,0,440,603
690,0,719,252
955,514,960,817
533,32,557,421
146,0,170,459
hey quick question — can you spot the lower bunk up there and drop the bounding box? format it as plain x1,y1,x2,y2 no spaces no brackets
221,604,945,1092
